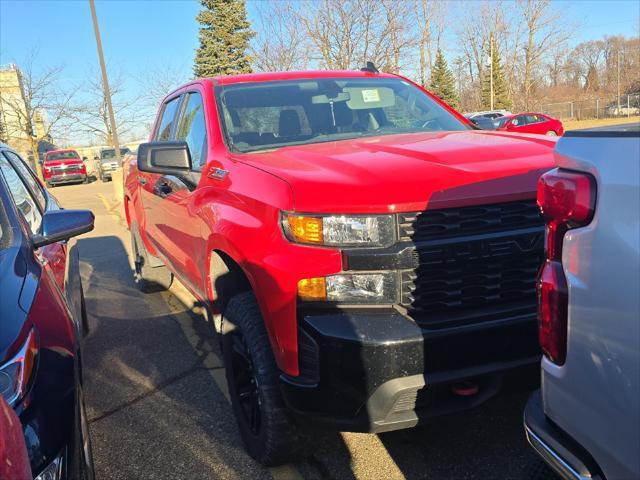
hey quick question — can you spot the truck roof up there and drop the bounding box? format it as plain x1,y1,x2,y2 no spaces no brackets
211,70,396,86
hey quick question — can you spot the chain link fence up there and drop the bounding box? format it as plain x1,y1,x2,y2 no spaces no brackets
537,94,640,121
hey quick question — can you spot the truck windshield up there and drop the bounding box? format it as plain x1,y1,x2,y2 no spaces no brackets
101,148,130,160
215,77,469,153
45,151,80,161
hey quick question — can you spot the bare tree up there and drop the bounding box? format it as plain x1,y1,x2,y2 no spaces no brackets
72,68,144,144
136,63,189,137
0,49,76,179
572,40,605,91
518,0,571,108
297,0,414,72
414,0,447,86
251,1,311,72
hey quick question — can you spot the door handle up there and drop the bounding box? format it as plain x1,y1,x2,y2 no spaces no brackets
155,180,173,197
138,176,147,185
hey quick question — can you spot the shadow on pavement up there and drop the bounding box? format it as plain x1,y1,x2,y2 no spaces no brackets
77,235,270,480
75,235,553,480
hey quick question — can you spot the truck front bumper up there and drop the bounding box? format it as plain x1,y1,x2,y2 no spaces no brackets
47,173,87,185
280,309,540,433
524,391,603,480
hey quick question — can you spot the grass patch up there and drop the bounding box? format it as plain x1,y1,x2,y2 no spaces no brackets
564,116,640,131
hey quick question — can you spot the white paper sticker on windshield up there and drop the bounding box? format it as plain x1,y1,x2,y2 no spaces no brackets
361,89,381,103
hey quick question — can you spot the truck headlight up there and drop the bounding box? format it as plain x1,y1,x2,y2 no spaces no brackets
298,272,397,304
282,213,395,247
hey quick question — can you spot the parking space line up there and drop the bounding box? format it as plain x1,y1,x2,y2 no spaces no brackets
97,192,122,224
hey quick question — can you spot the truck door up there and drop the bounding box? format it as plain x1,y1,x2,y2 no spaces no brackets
147,90,210,297
137,94,184,253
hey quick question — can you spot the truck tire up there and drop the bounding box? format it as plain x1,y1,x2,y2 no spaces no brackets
222,292,305,466
131,228,172,293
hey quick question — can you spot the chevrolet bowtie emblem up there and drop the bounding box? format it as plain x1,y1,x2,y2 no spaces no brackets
208,168,228,180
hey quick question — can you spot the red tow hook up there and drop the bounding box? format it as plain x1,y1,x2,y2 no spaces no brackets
451,380,480,397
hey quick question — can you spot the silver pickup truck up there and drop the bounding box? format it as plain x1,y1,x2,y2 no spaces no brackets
525,127,640,479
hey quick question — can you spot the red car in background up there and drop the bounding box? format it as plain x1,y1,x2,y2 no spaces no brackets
43,149,88,188
495,113,564,136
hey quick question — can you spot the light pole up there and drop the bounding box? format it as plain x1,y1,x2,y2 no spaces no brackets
490,33,494,111
89,0,121,164
617,50,622,116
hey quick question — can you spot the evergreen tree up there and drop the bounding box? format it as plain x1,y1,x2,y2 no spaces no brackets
480,42,512,110
430,48,459,109
194,0,254,78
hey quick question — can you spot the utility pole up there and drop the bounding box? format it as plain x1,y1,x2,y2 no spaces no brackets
617,50,622,115
89,0,121,164
490,33,494,111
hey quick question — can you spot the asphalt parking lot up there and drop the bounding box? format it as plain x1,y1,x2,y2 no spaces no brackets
53,180,556,480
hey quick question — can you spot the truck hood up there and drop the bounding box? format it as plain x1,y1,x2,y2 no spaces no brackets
231,130,557,213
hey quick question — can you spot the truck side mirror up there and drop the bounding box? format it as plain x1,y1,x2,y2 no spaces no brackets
137,141,192,175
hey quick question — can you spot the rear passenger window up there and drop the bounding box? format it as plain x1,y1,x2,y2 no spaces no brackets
3,151,46,210
155,96,182,141
0,156,42,235
176,92,208,168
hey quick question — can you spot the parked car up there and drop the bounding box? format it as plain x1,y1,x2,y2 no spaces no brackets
42,149,89,188
125,70,557,465
0,397,32,480
97,147,130,182
468,116,498,130
524,128,640,479
0,143,95,479
495,113,564,136
465,109,512,120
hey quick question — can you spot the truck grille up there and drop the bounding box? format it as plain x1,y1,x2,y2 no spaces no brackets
398,200,543,241
399,200,544,329
50,164,81,173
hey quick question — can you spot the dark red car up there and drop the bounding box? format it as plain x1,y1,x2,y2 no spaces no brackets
43,149,88,188
495,113,564,136
0,143,95,479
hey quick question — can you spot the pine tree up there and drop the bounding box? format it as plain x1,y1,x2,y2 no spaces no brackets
194,0,254,78
430,48,459,109
480,41,512,110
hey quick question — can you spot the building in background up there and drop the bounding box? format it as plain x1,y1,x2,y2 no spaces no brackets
0,64,55,169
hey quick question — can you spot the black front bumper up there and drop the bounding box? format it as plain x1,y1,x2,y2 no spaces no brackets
281,309,540,433
524,391,603,480
48,173,87,185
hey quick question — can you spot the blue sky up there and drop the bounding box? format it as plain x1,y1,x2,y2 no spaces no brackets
0,0,638,143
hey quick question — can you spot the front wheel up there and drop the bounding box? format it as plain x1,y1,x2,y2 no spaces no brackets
545,130,558,136
222,292,305,466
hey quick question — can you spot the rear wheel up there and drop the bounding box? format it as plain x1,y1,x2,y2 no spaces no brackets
131,227,172,293
545,130,558,136
222,292,305,466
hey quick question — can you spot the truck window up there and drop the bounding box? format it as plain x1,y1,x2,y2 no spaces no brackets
175,92,208,168
215,77,468,153
155,96,182,141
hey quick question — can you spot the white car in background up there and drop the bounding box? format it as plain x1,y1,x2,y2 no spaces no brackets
525,127,640,479
464,109,512,120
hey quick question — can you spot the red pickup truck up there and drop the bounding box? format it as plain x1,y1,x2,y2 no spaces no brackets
124,70,555,465
42,149,89,187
